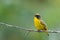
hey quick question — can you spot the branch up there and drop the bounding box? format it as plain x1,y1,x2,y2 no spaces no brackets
0,22,60,33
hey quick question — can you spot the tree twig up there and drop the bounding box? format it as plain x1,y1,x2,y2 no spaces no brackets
0,22,60,33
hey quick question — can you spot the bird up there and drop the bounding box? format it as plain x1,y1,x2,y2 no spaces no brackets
34,13,49,36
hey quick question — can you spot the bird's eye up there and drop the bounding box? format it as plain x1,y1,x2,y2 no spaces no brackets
35,15,41,19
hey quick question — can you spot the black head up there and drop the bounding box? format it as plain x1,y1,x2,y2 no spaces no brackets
35,15,41,19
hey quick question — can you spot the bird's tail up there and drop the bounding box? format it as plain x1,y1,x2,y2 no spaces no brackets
37,30,49,36
45,30,49,36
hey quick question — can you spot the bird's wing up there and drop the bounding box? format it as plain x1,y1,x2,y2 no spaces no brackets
40,20,47,30
41,20,49,36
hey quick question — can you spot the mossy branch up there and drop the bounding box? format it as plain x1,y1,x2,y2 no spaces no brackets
0,22,60,33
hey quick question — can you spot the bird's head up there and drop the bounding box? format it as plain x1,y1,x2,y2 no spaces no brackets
35,13,41,19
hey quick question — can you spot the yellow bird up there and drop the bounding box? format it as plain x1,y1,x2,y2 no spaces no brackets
34,13,49,36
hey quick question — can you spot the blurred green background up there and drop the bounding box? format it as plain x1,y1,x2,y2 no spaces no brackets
0,0,60,40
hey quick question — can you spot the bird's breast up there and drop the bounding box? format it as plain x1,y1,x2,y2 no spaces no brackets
34,17,44,30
